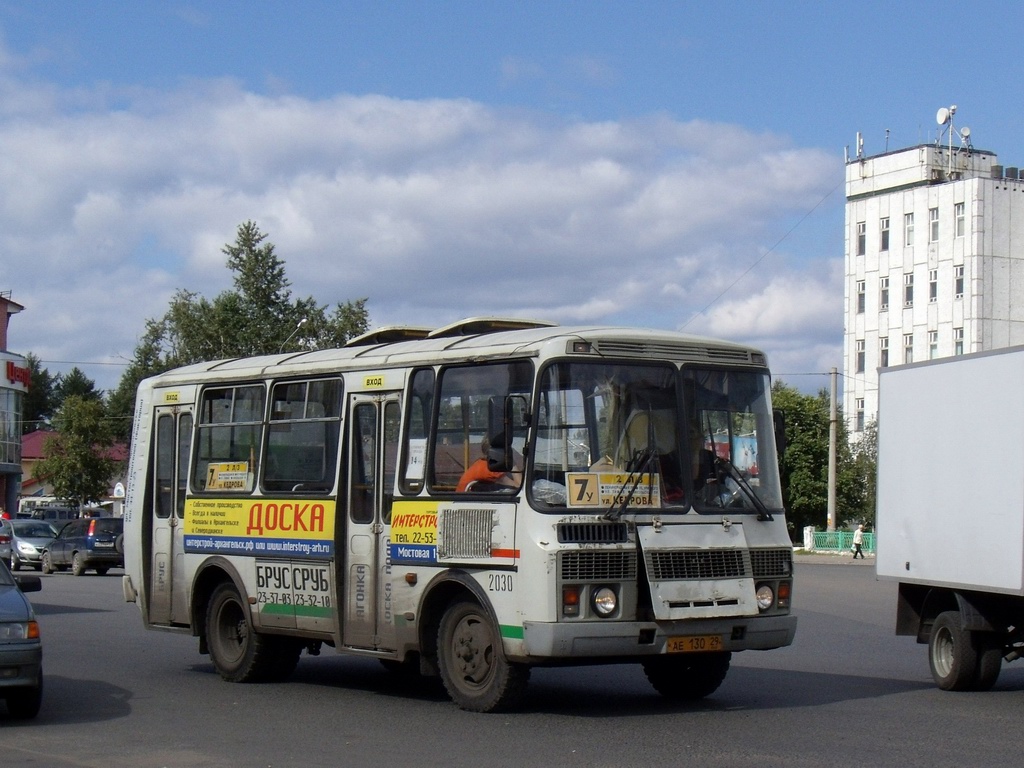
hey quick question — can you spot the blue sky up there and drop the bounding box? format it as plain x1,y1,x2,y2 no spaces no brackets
2,1,1022,393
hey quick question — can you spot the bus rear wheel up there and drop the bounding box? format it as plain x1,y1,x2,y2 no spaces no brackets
437,600,529,713
206,582,280,683
643,651,732,701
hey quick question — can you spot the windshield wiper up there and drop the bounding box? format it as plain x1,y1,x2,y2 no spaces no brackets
605,448,657,522
714,455,773,521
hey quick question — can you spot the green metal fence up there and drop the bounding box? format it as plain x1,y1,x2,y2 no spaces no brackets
809,530,875,554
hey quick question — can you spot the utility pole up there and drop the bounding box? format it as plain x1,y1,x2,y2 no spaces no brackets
827,367,837,531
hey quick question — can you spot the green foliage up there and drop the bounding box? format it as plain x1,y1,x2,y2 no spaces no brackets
772,381,870,538
22,353,55,433
55,367,103,404
33,396,119,508
107,220,370,440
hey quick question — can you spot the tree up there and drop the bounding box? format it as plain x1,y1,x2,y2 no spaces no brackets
22,353,56,434
771,382,862,538
849,420,877,526
32,396,119,508
107,221,370,440
54,367,102,406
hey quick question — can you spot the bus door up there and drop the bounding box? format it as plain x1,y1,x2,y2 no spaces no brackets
149,406,192,625
343,392,401,651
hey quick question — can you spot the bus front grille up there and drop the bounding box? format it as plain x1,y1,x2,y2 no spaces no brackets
750,548,793,578
557,522,629,544
560,550,637,581
646,549,749,580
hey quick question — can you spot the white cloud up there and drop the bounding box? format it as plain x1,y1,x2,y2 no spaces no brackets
0,71,843,392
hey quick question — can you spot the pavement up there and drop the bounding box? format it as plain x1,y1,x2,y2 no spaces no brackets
794,550,875,565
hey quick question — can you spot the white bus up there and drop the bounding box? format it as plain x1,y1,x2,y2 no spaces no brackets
122,318,796,712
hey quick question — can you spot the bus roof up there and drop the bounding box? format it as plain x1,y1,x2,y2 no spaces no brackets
140,319,766,387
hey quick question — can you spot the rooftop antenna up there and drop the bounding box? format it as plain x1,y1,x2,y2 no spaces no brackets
936,105,972,176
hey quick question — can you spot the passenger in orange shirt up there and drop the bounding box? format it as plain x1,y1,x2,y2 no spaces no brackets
456,434,522,492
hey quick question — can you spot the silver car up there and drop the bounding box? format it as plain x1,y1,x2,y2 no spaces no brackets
0,520,11,566
7,520,58,571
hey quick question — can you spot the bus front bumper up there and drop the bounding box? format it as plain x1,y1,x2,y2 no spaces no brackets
519,614,797,660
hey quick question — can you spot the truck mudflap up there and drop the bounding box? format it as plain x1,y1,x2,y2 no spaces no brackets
637,521,759,620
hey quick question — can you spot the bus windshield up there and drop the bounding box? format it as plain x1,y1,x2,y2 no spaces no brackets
531,361,783,513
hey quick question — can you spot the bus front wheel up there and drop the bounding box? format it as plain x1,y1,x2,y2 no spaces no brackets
643,651,732,701
206,582,279,683
437,600,529,713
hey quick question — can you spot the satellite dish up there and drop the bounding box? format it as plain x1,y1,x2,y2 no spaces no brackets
961,126,971,138
936,107,950,125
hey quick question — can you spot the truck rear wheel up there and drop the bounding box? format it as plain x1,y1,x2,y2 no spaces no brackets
973,633,1002,691
929,610,978,690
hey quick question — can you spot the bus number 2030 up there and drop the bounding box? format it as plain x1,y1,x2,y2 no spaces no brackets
488,573,514,592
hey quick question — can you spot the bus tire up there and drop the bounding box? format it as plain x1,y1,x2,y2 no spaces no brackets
929,610,978,691
206,582,277,683
437,600,529,713
642,651,732,701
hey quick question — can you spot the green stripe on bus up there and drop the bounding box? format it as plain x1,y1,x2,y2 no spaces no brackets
500,624,524,640
261,605,333,619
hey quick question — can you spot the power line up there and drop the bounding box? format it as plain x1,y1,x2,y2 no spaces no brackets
681,179,843,330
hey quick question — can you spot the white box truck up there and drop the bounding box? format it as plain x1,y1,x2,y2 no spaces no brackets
877,345,1024,691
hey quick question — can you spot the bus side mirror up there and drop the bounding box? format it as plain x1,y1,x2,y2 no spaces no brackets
773,409,786,458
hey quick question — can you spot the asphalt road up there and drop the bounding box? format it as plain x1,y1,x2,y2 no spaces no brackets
1,557,1022,768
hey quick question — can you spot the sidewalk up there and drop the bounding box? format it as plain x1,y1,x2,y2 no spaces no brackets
793,550,875,565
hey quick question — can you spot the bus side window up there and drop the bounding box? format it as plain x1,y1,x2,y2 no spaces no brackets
263,378,342,494
350,403,376,524
192,385,265,493
400,368,434,494
429,361,533,493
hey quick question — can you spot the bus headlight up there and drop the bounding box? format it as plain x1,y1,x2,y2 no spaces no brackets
592,586,617,618
755,584,775,611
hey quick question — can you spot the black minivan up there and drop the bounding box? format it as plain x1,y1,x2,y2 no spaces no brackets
42,518,124,576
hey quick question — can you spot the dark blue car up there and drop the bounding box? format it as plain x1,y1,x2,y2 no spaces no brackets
0,560,43,718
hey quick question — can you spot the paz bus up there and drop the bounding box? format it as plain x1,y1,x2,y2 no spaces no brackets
121,317,796,712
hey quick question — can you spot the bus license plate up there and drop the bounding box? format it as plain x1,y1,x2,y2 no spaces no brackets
667,634,724,653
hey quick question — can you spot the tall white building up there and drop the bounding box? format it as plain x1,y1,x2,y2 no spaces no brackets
843,117,1024,435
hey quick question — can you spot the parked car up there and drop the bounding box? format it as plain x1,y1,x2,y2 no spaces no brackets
0,560,43,718
7,520,58,571
0,520,11,566
17,505,78,523
41,517,124,576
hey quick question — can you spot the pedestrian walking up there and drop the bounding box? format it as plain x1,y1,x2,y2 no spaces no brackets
852,524,865,559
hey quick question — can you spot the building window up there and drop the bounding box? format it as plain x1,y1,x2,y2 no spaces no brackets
856,221,866,256
879,276,889,310
929,269,938,302
904,273,914,307
855,339,865,374
904,333,914,364
929,207,939,242
954,327,964,356
880,336,889,368
929,330,938,359
954,265,964,299
955,202,965,237
856,280,865,313
855,398,865,433
904,212,914,246
880,217,890,251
